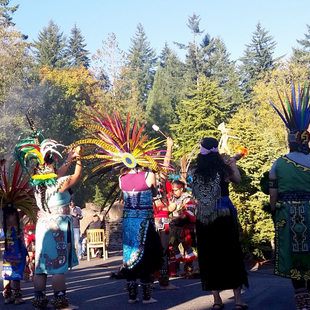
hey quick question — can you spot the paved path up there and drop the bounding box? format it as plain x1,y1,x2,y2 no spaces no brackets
1,253,296,310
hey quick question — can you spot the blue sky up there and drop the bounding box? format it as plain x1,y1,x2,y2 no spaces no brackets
11,0,310,62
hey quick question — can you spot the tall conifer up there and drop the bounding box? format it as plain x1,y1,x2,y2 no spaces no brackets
34,20,68,69
127,23,157,107
239,22,278,102
67,24,90,69
146,44,185,137
170,75,224,158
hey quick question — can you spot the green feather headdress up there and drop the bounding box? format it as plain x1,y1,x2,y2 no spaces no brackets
14,116,63,186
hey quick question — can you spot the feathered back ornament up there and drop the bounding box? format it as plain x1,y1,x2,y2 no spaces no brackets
68,109,170,180
0,160,36,223
269,82,310,149
14,116,63,186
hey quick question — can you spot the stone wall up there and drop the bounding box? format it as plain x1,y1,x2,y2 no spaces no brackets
80,201,124,252
104,202,123,252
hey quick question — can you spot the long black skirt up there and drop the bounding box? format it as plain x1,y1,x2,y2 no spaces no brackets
196,215,248,291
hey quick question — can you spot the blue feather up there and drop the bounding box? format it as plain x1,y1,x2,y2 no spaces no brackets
268,99,289,128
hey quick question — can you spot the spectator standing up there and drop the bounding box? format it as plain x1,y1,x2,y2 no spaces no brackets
70,200,83,260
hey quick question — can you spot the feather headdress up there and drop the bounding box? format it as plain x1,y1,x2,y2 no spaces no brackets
0,160,36,222
14,116,63,186
68,109,170,180
269,82,310,147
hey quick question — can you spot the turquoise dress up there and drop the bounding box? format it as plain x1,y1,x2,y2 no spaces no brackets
120,171,163,276
34,176,78,274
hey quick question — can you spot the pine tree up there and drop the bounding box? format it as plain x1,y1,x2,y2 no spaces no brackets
170,75,224,158
146,45,185,138
291,24,310,67
67,24,90,69
127,23,157,107
175,12,242,112
239,22,278,102
174,13,204,87
200,36,243,111
226,63,307,259
0,0,18,27
34,20,68,69
93,185,105,207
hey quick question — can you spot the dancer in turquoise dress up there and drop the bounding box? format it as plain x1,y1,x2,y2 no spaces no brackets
15,126,83,309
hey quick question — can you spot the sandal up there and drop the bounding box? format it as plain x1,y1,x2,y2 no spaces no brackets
212,303,224,309
233,304,248,310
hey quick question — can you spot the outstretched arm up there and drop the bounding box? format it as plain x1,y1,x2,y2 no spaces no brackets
59,149,83,192
58,151,74,178
227,157,241,183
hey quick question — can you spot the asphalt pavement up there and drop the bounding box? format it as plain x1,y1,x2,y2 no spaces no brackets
0,252,296,310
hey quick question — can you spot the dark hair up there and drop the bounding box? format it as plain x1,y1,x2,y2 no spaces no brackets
172,180,186,189
194,137,232,181
289,142,310,154
3,206,21,251
44,154,54,165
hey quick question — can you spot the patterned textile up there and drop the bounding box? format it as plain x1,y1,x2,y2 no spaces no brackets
169,192,196,258
34,176,71,211
35,213,78,274
274,156,310,280
2,227,27,280
170,192,196,222
122,189,154,269
34,176,78,275
194,174,248,290
192,173,230,225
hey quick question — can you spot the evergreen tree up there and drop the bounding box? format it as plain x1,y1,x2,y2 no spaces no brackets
174,13,204,87
291,24,310,67
127,23,157,107
93,185,105,207
175,12,242,112
170,75,224,158
146,45,185,138
34,20,68,69
227,104,279,259
158,42,173,68
0,0,18,27
200,36,243,110
200,37,229,83
67,24,90,69
227,63,307,259
239,22,278,102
